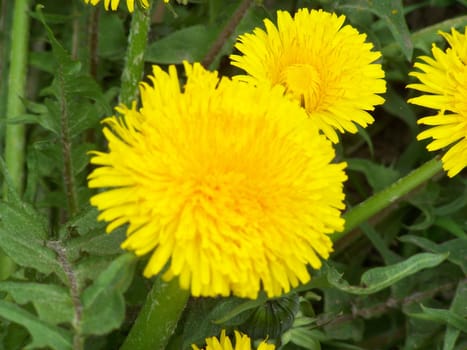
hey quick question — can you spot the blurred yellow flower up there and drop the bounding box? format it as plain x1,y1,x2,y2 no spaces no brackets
192,330,275,350
230,8,386,143
88,62,347,299
83,0,150,12
408,27,467,177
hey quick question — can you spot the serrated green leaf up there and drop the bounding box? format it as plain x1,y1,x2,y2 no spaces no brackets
73,255,118,291
0,202,66,282
0,200,47,240
0,282,73,325
328,253,448,295
65,228,125,261
347,158,400,192
0,299,72,350
61,206,102,237
81,253,136,335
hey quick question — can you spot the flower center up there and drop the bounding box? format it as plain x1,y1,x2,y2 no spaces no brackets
281,64,323,112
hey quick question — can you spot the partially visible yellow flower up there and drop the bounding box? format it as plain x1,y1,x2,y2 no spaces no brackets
83,0,149,12
408,27,467,177
88,62,347,299
192,330,275,350
230,8,386,143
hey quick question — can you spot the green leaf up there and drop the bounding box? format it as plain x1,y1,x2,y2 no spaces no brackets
60,205,103,237
433,217,467,240
327,253,448,295
81,253,136,335
341,0,413,60
361,223,401,265
383,85,418,133
63,207,125,261
98,13,126,59
434,188,467,216
145,25,217,64
347,158,400,192
284,328,322,350
212,294,268,325
182,297,254,348
66,229,125,259
0,299,72,350
0,202,66,282
443,325,460,350
0,282,73,325
399,235,467,274
409,305,467,332
450,281,467,317
382,15,467,57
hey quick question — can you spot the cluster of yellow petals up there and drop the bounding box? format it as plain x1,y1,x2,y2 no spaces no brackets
192,330,275,350
230,8,386,143
88,62,347,299
408,27,467,177
83,0,151,12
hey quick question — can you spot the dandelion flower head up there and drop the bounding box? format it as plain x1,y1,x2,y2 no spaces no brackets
408,26,467,177
88,62,347,299
83,0,150,12
230,8,386,143
192,330,275,350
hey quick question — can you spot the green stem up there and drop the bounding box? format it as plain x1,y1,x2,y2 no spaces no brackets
119,5,151,106
1,0,30,281
120,277,190,350
4,0,30,195
333,157,443,242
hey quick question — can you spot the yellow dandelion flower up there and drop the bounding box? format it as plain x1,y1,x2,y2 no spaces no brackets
83,0,149,12
230,8,386,143
88,62,347,299
408,27,467,177
192,330,275,350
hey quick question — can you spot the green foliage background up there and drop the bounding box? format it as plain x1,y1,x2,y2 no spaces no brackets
0,0,466,349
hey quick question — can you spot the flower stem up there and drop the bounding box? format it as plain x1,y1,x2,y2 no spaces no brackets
1,0,30,281
119,5,151,106
120,277,190,350
333,157,443,242
4,0,30,195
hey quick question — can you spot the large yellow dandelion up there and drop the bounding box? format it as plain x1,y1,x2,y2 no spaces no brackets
88,62,347,299
83,0,149,12
408,27,467,177
192,330,275,350
230,8,386,143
